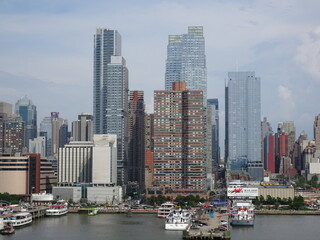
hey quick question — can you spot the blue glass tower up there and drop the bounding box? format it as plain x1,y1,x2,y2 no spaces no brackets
225,72,261,172
15,96,37,149
165,26,207,102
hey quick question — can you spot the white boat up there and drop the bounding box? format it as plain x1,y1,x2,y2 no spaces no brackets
88,208,99,216
230,200,255,226
46,204,68,216
3,213,32,227
165,209,192,230
157,202,174,218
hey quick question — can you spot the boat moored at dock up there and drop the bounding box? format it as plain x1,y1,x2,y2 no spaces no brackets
157,202,174,218
165,209,192,230
230,200,255,226
3,212,32,227
46,205,68,216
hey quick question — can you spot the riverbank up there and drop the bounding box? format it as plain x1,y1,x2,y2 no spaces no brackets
255,210,320,215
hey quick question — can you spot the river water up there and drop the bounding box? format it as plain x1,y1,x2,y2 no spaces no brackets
0,214,319,240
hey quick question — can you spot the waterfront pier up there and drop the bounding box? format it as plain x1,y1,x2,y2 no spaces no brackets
184,208,230,240
0,206,49,220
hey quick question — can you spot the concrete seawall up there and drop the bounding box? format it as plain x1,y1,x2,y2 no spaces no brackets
255,210,320,215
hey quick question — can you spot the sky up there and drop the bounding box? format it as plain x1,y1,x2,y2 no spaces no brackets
0,0,320,147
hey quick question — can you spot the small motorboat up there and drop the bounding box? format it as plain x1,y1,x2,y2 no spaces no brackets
1,222,15,235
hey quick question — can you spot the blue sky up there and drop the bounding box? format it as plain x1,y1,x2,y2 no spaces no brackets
1,0,320,145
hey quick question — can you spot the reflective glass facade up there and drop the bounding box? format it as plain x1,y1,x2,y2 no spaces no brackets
207,98,219,168
225,72,261,169
165,26,207,103
93,28,128,183
93,28,121,134
15,96,37,149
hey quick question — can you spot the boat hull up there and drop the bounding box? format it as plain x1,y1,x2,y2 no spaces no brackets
46,208,68,216
231,220,254,226
165,223,190,231
3,216,32,227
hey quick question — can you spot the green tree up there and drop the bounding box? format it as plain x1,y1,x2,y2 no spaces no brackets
291,196,305,210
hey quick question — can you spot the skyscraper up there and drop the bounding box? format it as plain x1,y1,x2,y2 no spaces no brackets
314,114,320,151
144,113,154,189
72,113,93,142
93,28,128,183
93,28,121,134
40,117,52,157
153,82,206,194
0,102,12,117
207,99,219,168
0,113,25,155
278,121,296,154
261,117,272,168
165,26,207,102
40,112,68,157
128,91,145,191
15,96,37,149
225,72,261,174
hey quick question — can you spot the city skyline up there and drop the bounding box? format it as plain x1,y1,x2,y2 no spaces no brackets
1,0,320,145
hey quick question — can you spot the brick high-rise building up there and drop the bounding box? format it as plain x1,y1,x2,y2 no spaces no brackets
128,91,145,191
264,131,275,173
153,82,206,194
144,114,154,189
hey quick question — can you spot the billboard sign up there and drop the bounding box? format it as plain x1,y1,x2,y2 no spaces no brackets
51,112,59,118
227,188,258,197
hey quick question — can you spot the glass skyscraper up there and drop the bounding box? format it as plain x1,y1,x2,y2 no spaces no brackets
93,28,121,134
207,98,220,169
165,26,207,102
93,28,128,183
225,72,261,171
15,96,37,149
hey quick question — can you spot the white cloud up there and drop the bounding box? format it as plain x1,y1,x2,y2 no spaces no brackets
295,27,320,81
277,85,295,120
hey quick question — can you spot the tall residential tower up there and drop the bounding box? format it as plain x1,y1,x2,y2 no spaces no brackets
93,28,129,183
165,26,207,103
153,82,206,194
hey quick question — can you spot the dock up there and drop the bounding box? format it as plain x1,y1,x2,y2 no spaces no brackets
0,206,49,219
69,208,158,214
183,208,231,240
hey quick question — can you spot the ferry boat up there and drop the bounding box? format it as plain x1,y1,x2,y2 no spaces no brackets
165,209,192,230
157,202,174,218
3,213,32,227
46,204,68,216
230,200,254,226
